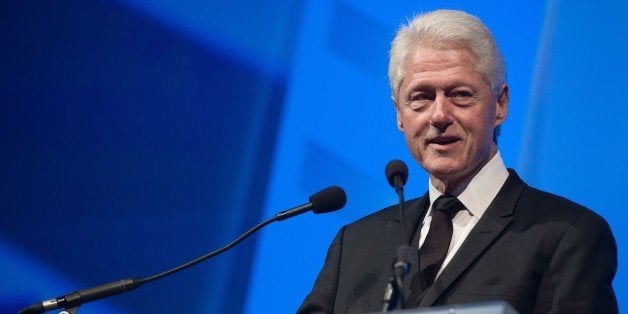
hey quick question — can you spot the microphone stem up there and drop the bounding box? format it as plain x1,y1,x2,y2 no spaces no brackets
396,188,407,308
139,217,277,284
382,179,409,312
20,215,283,314
140,216,276,285
396,187,407,245
392,175,408,244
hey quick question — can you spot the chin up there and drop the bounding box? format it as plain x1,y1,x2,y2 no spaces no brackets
430,169,463,179
424,165,465,178
421,157,465,175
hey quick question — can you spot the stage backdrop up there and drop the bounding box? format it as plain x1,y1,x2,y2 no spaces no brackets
1,0,625,313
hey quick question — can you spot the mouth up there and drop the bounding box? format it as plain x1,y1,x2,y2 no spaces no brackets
427,136,461,148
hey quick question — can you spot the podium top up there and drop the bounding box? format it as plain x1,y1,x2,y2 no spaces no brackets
369,300,519,314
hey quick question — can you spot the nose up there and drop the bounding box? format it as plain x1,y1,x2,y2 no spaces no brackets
429,93,453,130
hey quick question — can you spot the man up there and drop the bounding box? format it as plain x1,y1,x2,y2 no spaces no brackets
298,9,617,314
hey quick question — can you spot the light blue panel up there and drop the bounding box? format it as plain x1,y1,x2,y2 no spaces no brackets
245,1,546,313
520,0,627,310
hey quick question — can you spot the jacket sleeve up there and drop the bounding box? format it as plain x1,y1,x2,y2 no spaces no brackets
534,211,618,313
298,226,346,314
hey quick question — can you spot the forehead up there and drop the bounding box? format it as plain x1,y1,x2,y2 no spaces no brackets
401,45,487,90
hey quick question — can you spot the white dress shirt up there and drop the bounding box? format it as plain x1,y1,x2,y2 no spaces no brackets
418,152,510,279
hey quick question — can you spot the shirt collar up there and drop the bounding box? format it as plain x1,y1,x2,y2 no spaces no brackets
428,151,509,218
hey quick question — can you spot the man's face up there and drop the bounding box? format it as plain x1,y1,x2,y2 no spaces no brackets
395,45,508,189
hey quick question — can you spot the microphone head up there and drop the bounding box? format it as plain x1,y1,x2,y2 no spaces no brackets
385,159,408,188
309,186,347,214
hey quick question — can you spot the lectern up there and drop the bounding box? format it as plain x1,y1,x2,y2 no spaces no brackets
372,300,518,314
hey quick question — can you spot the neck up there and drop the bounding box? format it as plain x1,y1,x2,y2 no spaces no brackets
431,146,498,195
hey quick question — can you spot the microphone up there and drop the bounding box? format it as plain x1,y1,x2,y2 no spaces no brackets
382,159,410,312
385,159,408,192
275,186,347,221
384,159,409,242
20,186,347,314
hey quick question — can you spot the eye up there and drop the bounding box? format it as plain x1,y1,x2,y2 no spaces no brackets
448,89,475,106
405,91,434,110
409,92,431,101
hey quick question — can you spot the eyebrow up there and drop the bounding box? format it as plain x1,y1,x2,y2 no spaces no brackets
405,80,479,93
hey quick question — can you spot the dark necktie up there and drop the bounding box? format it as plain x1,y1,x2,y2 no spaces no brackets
419,195,464,288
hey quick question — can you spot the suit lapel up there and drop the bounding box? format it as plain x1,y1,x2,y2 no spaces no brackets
375,194,428,309
402,194,430,243
380,193,429,246
417,170,527,307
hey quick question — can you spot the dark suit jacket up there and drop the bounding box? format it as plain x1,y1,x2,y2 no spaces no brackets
298,170,617,313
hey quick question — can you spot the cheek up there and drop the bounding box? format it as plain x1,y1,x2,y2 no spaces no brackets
460,116,496,157
399,111,429,132
401,119,429,154
466,108,496,135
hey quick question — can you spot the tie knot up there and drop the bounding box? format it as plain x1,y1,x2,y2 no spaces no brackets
432,195,463,218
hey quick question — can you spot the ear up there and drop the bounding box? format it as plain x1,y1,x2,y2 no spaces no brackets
494,84,509,127
393,98,404,131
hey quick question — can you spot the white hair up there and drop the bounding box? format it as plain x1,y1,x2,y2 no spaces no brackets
388,9,506,101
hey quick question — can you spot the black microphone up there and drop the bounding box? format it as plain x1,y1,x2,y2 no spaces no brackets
382,159,410,312
20,186,347,314
385,159,408,193
275,186,347,221
384,159,409,243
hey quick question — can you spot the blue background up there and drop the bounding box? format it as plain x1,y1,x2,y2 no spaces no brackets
2,0,625,313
